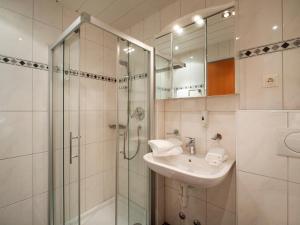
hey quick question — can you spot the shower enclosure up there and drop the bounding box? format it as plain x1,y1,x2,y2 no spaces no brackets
49,13,155,225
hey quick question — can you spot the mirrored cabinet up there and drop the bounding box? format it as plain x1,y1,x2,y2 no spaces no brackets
155,7,236,99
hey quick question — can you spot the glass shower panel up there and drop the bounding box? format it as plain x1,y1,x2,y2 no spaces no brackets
127,42,150,225
117,38,130,225
63,32,81,225
51,31,81,225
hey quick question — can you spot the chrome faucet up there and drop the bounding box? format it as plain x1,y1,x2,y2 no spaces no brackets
186,137,196,155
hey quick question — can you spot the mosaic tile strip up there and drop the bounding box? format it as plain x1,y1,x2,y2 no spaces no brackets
174,84,204,91
0,54,48,71
157,87,171,92
118,73,148,83
239,37,300,59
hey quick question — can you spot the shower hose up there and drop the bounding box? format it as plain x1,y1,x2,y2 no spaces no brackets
122,125,142,160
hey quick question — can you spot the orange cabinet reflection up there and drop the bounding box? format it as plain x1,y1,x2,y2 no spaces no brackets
207,58,235,96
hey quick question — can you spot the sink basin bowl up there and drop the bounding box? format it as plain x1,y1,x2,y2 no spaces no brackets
143,153,235,188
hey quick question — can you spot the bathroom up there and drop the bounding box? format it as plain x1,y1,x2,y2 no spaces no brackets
0,0,299,225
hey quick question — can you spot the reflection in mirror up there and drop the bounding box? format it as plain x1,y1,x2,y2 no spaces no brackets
156,54,172,99
207,8,235,96
155,33,172,99
172,22,206,98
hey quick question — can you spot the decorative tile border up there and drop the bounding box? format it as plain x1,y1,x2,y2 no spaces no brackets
175,84,204,91
239,37,300,59
0,54,48,71
0,54,148,84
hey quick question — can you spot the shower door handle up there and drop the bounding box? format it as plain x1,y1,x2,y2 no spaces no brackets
69,132,80,164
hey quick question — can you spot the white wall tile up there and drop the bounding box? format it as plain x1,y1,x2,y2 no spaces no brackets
287,112,300,183
0,112,32,159
164,112,181,137
33,192,48,225
85,174,102,210
33,152,48,195
206,95,239,112
33,69,48,111
181,98,206,112
85,110,103,144
283,48,300,109
165,99,181,112
0,8,33,59
237,171,287,225
0,64,32,111
207,203,236,225
237,0,282,50
283,0,300,40
207,168,236,212
165,186,181,225
181,112,206,154
33,112,48,154
0,155,32,207
33,0,63,30
33,21,61,64
185,195,206,225
239,52,283,109
180,0,205,16
237,111,288,179
85,142,101,177
207,112,236,159
160,1,181,29
288,182,300,225
0,198,32,225
0,0,33,18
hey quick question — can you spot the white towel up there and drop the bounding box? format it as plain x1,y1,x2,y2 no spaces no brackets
205,147,228,166
148,139,182,153
152,146,183,157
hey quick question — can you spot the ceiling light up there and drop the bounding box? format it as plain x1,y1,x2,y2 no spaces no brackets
235,36,240,40
18,37,23,41
232,11,236,16
173,25,183,34
272,25,278,30
190,56,194,59
175,46,179,51
193,15,205,27
123,47,135,54
222,11,230,18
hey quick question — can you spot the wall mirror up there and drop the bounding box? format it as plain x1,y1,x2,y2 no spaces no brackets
155,7,236,99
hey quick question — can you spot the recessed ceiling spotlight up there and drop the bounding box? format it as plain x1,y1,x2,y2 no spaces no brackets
173,24,183,34
222,10,230,18
232,11,236,16
123,47,135,54
18,37,23,41
175,46,179,51
190,56,194,59
272,25,278,30
235,36,240,40
193,15,205,27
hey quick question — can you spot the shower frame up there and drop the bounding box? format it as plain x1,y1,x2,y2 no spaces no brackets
48,12,156,225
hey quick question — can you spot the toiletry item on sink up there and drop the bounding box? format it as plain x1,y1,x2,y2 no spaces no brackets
148,139,183,157
205,147,228,166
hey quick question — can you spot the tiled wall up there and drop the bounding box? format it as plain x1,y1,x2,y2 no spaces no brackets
0,1,118,224
0,1,65,224
125,0,300,225
235,0,300,225
162,96,238,225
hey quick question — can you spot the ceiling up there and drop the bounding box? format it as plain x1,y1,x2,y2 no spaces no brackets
58,0,176,30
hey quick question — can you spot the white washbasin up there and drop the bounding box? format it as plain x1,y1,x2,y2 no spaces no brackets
143,153,235,188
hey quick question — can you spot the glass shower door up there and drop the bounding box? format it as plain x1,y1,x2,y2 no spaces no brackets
52,31,81,225
117,40,150,225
